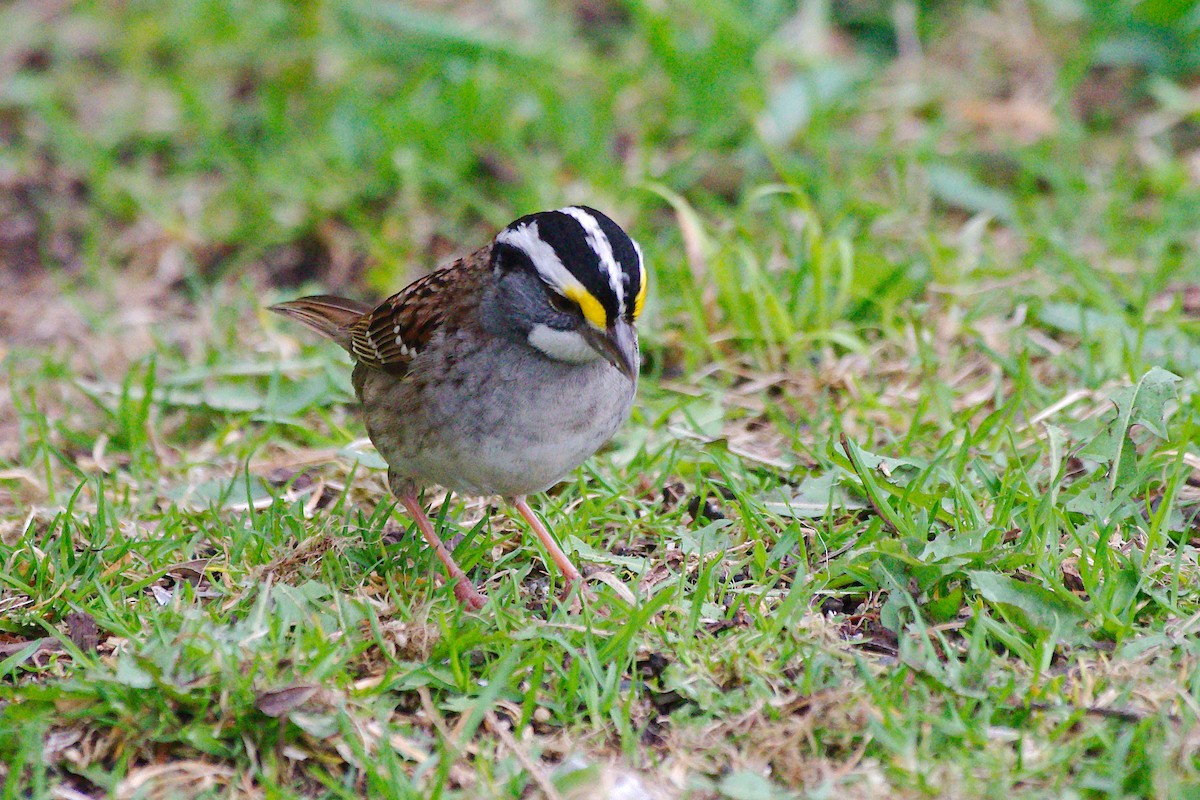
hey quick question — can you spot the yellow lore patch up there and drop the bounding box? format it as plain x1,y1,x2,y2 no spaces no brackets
566,285,608,329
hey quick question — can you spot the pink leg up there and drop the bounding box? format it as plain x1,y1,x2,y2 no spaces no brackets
397,487,487,611
511,496,582,586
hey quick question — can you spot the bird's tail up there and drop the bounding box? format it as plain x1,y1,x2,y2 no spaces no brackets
268,295,372,352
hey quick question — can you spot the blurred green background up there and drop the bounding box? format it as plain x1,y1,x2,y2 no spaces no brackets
5,0,1200,357
6,2,1200,796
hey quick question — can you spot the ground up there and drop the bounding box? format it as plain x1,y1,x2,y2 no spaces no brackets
3,1,1200,798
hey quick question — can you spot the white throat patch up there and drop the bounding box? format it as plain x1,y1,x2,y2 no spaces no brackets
527,324,602,364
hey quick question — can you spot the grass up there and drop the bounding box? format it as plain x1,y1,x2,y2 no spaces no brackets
4,0,1200,797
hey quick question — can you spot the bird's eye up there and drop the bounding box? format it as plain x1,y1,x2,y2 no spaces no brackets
547,290,578,316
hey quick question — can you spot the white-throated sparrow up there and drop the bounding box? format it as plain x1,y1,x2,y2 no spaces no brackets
271,207,645,609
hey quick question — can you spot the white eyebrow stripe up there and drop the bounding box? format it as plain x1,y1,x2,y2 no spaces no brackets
495,221,584,297
559,206,624,315
631,237,644,291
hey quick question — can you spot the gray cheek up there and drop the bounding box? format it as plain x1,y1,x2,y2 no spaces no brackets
481,271,569,341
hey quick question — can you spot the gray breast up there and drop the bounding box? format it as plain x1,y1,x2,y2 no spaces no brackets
358,331,636,497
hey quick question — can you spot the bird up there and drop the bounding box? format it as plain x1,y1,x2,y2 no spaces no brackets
270,206,645,609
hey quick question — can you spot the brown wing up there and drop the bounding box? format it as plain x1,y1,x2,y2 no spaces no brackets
347,248,488,375
269,295,373,352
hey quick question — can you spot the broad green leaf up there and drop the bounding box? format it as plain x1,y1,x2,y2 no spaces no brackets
718,769,786,800
969,571,1087,643
927,165,1016,223
1080,367,1180,497
762,471,867,519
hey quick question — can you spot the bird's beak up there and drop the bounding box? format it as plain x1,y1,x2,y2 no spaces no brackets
583,318,638,380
